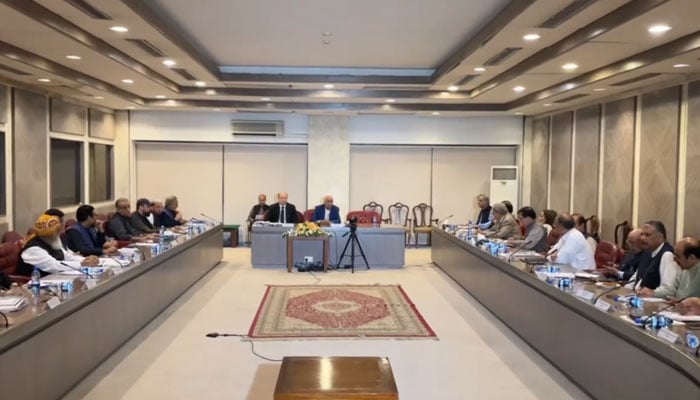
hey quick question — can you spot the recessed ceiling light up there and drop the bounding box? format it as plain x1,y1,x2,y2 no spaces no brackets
166,100,176,105
543,103,552,107
474,67,486,72
447,85,459,92
127,106,135,109
121,79,134,84
562,63,579,71
261,97,271,101
94,96,104,99
648,24,671,34
162,59,176,67
110,26,129,33
324,84,335,89
515,112,524,115
322,32,333,37
322,39,331,45
205,89,216,95
386,99,396,103
564,83,577,90
212,108,221,111
155,95,166,99
37,78,51,82
523,33,540,41
513,86,525,93
673,63,690,68
66,55,81,60
195,81,206,87
593,88,607,91
432,112,440,116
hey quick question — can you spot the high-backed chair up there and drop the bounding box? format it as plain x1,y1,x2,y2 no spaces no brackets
412,203,438,247
547,228,563,248
0,241,28,284
1,230,22,244
345,210,381,226
296,211,305,223
362,202,385,222
303,209,315,222
614,221,632,250
64,219,77,229
387,202,411,246
594,241,618,269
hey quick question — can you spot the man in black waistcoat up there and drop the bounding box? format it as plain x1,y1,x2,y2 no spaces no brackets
630,221,680,293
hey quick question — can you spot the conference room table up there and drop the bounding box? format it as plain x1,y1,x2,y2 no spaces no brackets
0,224,223,400
431,227,700,400
251,223,406,269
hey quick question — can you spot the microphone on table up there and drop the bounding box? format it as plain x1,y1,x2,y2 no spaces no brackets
107,255,135,269
438,215,454,227
60,261,95,278
507,240,532,262
200,213,220,225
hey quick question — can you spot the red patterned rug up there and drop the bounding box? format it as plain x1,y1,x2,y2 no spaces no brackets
247,285,436,339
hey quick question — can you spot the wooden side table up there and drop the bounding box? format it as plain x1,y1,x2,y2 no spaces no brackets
286,235,329,272
222,224,239,247
274,356,398,400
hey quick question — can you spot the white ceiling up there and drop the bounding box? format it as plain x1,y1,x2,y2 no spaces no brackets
0,0,697,116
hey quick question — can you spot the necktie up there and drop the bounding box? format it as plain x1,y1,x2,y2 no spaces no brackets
281,206,286,223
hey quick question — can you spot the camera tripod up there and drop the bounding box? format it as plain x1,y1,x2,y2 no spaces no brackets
338,227,370,273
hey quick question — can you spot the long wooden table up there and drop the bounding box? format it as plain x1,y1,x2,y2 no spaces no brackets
0,225,223,400
431,228,700,400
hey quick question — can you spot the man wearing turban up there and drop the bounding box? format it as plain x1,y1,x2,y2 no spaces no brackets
17,214,99,276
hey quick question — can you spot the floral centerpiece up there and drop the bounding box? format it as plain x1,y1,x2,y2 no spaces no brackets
282,222,331,238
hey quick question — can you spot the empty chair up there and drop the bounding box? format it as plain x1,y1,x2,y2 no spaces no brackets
1,230,22,244
362,202,385,222
412,203,438,247
345,210,381,225
615,221,632,250
0,241,28,284
586,215,600,242
387,202,411,246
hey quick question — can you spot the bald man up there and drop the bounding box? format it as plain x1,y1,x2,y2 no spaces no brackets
638,237,700,299
602,228,643,281
312,195,341,224
265,192,298,223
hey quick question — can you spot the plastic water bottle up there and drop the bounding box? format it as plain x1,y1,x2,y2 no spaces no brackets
372,214,378,228
30,267,41,304
159,225,165,236
686,332,699,349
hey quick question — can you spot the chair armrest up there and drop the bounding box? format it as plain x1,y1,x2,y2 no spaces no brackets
9,274,29,284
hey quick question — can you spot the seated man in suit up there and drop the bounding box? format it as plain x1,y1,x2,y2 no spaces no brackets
150,200,163,228
601,228,643,281
160,196,186,227
508,206,548,252
66,205,118,256
107,198,138,241
312,195,341,224
247,194,270,227
265,192,298,223
627,220,679,293
131,198,159,235
638,237,700,299
18,214,99,276
483,203,519,240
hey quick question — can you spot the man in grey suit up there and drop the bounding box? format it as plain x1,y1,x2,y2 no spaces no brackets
483,202,520,240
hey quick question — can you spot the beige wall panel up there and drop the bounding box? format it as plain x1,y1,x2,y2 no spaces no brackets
50,99,87,136
685,81,700,238
530,117,549,213
307,116,349,214
89,109,116,140
549,112,573,213
572,105,601,218
639,86,680,243
601,97,636,241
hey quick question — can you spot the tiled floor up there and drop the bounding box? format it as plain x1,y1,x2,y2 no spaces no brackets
62,248,590,400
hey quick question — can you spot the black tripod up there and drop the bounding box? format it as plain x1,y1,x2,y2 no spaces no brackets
338,221,370,273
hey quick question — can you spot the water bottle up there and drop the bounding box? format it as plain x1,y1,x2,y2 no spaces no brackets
372,214,378,228
159,225,165,236
30,267,41,304
628,297,644,308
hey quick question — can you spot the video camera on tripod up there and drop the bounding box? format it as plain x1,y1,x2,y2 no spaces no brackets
339,215,369,273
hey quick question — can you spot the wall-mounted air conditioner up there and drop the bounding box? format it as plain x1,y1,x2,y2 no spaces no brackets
490,166,519,210
231,120,284,137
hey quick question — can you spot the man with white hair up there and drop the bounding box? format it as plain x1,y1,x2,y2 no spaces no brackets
312,195,341,224
483,202,519,240
265,192,298,223
17,214,99,276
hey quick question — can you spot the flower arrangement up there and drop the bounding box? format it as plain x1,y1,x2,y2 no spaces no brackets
282,222,331,238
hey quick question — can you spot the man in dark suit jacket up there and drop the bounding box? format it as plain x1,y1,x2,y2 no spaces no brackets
312,195,341,224
265,192,298,223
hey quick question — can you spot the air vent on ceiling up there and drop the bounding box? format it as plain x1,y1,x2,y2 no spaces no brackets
172,68,196,81
358,112,416,116
64,0,111,20
483,47,522,66
126,39,167,58
0,64,30,76
231,120,284,136
554,93,590,103
539,0,595,29
611,73,662,87
236,109,296,114
456,74,478,86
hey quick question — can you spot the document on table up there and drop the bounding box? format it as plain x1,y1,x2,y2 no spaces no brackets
658,311,700,322
0,295,28,312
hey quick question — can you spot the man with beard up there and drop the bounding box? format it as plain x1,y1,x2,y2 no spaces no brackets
130,198,159,235
17,214,99,276
66,204,119,256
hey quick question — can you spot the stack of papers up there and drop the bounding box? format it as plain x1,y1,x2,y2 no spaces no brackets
0,295,28,312
658,311,700,322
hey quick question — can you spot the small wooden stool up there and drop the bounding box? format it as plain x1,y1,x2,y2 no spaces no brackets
274,356,398,399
